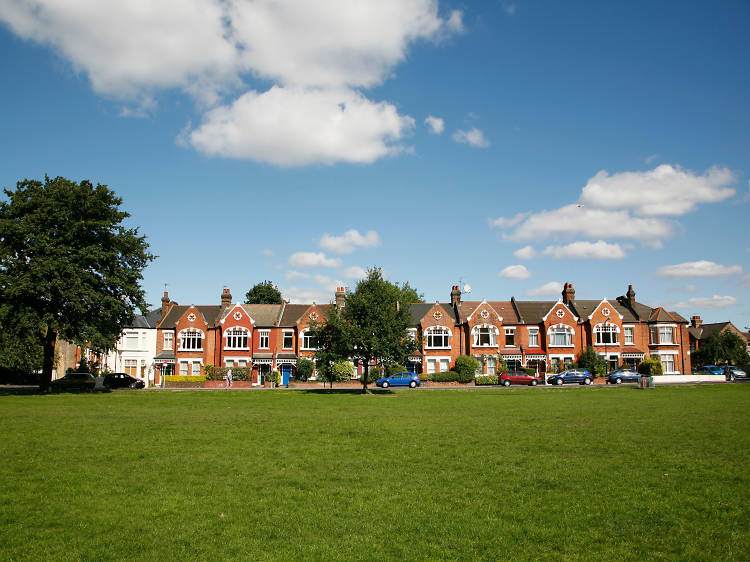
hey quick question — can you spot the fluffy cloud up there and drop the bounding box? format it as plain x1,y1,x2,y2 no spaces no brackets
513,245,536,260
655,260,744,279
663,295,738,309
424,115,445,134
452,127,490,148
490,212,530,229
188,86,414,165
319,229,381,254
499,265,531,280
667,284,700,293
341,266,368,279
543,240,626,260
580,165,735,216
1,0,460,165
288,252,342,269
524,282,563,297
281,286,332,304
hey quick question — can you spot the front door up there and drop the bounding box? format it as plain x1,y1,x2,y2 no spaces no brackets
281,365,292,385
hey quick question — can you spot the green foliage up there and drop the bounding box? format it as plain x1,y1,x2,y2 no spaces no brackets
0,176,154,390
692,330,750,367
418,372,432,382
244,281,283,304
431,371,460,382
269,370,281,386
164,375,207,383
475,375,499,385
203,366,250,381
296,358,315,381
0,318,44,372
396,281,425,304
77,357,90,373
386,363,407,377
454,355,480,383
638,357,664,376
578,347,607,375
496,354,508,373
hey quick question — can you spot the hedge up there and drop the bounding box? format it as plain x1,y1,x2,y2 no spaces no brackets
203,366,250,381
475,375,499,385
164,375,207,383
431,371,460,382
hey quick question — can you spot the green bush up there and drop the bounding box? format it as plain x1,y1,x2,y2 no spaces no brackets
454,355,480,383
419,372,432,382
431,371,460,382
203,365,250,381
386,363,407,377
475,375,498,385
638,357,664,376
164,375,207,383
359,368,381,384
296,358,315,381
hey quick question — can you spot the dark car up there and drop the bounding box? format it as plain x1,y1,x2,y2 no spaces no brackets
693,365,724,375
607,368,640,385
546,369,594,386
103,372,145,389
51,372,96,390
499,370,542,387
376,372,420,388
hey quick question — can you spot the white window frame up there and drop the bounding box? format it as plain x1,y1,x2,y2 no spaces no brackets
163,332,173,350
548,325,574,347
179,361,189,376
623,325,634,345
258,330,270,349
594,323,619,346
486,356,497,375
123,331,139,350
528,328,539,347
504,328,516,347
191,361,202,376
224,327,249,350
425,327,451,349
179,329,203,351
300,329,316,350
472,325,498,348
282,330,295,350
426,356,451,374
659,353,678,374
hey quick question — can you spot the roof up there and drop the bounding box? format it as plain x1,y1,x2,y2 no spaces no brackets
689,322,735,341
409,303,458,325
648,307,686,323
456,301,519,323
512,301,556,324
125,307,162,328
157,305,223,328
240,304,283,327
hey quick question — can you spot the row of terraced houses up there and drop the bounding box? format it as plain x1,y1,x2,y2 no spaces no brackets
83,282,706,387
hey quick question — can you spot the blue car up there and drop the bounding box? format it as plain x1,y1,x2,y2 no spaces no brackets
547,369,594,386
693,365,724,375
607,368,640,384
376,372,421,388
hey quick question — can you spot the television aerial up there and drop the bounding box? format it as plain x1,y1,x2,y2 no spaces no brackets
463,283,472,294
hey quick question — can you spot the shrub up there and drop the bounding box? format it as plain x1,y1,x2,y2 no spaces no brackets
454,355,480,383
475,375,498,385
296,358,315,381
164,375,207,383
203,365,250,381
432,371,460,382
496,354,509,373
386,363,407,377
638,357,664,376
419,372,432,382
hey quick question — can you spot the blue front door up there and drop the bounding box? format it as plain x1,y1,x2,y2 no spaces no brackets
281,365,292,385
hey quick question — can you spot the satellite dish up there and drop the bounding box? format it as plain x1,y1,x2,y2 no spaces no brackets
463,284,472,294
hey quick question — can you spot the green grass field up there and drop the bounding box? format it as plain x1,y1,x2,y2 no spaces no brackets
1,385,748,560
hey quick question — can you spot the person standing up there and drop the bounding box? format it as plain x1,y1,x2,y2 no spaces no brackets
225,368,233,389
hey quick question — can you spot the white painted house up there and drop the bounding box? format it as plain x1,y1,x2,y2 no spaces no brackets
102,309,161,387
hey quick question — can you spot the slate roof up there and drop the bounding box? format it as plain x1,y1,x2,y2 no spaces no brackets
689,322,733,341
508,298,687,325
648,307,686,323
128,307,162,328
277,303,331,326
409,303,458,325
240,304,283,327
512,301,557,324
457,301,519,323
158,305,222,328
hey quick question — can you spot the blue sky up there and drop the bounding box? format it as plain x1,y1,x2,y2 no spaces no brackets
0,0,748,325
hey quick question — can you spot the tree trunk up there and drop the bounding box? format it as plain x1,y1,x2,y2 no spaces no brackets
362,361,369,394
40,327,56,392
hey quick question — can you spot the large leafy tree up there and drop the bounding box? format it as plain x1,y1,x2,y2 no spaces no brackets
311,267,417,392
0,176,154,391
245,280,283,304
692,330,750,367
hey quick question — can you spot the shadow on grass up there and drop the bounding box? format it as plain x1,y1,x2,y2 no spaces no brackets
0,387,112,396
298,388,394,395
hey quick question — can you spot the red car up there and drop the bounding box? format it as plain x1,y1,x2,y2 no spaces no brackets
499,370,542,387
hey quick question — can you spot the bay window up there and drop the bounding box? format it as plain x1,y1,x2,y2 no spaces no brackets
473,326,497,347
550,326,573,346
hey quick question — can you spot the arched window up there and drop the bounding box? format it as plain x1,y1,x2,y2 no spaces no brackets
548,325,573,346
179,329,203,350
425,327,451,348
471,324,498,347
225,327,249,349
594,323,619,345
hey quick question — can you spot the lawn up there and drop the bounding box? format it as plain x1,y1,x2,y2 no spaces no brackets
1,385,748,560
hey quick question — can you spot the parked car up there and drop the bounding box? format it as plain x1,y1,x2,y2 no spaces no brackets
51,372,95,390
376,372,420,388
546,369,594,386
607,368,640,385
103,372,145,389
693,365,724,375
499,370,542,387
724,366,747,381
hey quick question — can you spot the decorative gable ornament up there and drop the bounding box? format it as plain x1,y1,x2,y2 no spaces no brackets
233,311,242,320
433,310,443,320
555,309,565,318
187,313,196,322
309,311,319,321
602,307,610,317
480,309,490,320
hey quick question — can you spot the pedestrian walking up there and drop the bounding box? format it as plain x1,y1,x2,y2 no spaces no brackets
225,368,233,389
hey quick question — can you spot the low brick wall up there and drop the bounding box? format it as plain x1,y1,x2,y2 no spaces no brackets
204,380,256,389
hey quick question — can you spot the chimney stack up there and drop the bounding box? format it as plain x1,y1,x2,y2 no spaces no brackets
221,288,232,307
450,285,461,308
562,282,575,306
335,287,346,308
626,284,636,307
161,291,171,319
691,315,702,328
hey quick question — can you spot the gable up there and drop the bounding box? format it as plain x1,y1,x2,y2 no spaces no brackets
542,301,579,324
466,300,503,325
220,303,255,326
587,299,624,322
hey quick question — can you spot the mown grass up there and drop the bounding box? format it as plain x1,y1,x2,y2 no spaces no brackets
1,385,748,560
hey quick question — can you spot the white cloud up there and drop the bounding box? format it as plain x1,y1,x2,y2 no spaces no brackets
281,286,332,304
0,1,461,166
663,295,738,309
319,229,381,254
189,86,414,166
452,127,490,148
656,260,744,279
499,265,531,280
424,115,445,134
285,270,310,281
543,240,626,260
580,165,735,216
490,212,530,229
668,284,701,293
513,245,536,260
341,266,368,279
288,252,342,269
524,282,563,297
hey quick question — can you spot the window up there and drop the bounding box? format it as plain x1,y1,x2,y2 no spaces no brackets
528,328,539,347
426,328,450,348
180,330,202,350
283,330,294,349
624,326,634,345
258,330,270,349
440,359,450,372
661,355,675,373
225,328,248,349
427,359,437,374
659,326,674,344
473,326,496,347
124,359,137,376
487,357,496,375
179,361,188,376
550,326,573,346
301,331,316,350
505,328,515,346
237,360,247,368
225,359,234,367
163,332,173,350
124,332,139,349
595,324,618,345
192,361,201,376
